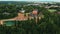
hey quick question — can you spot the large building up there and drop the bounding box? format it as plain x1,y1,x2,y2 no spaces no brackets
0,9,44,26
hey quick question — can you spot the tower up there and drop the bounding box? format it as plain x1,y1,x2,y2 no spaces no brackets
32,9,38,24
17,8,26,20
21,8,25,13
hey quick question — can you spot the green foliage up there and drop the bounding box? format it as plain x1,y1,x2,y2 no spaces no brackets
0,4,60,34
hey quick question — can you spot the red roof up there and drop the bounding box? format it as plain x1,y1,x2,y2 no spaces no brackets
32,10,38,15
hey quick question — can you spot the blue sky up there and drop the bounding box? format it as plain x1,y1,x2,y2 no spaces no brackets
0,0,60,2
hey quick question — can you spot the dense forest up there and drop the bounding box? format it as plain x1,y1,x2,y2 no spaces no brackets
0,2,60,34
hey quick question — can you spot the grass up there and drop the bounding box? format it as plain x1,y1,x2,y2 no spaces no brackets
48,9,57,13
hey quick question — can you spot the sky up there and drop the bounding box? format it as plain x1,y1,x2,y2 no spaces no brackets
0,0,60,2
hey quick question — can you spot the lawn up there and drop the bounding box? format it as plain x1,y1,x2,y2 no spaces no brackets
48,9,57,13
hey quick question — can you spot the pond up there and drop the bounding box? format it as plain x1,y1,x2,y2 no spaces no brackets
4,21,17,26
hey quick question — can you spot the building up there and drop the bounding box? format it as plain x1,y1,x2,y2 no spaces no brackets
0,9,44,25
0,8,27,25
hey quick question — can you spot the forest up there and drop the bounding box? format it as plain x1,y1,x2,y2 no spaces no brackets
0,3,60,34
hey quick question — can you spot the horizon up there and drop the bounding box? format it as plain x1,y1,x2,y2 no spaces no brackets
0,0,60,2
